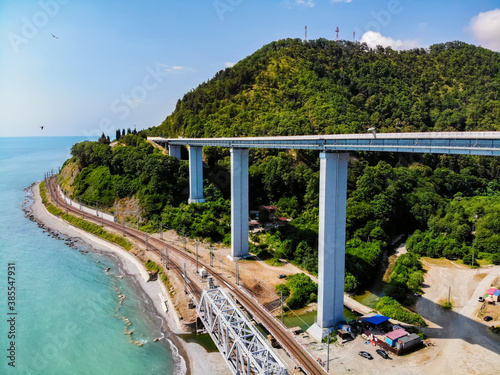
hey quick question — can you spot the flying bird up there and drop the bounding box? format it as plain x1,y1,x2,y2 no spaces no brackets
367,126,376,138
40,126,44,130
51,33,59,39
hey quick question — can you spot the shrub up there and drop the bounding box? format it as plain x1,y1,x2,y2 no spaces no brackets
376,296,426,327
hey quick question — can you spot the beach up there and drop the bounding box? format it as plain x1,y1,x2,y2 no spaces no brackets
27,181,230,375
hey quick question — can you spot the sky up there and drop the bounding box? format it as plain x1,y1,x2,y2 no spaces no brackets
0,0,499,138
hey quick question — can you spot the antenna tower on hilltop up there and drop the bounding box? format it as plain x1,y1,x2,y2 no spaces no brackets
305,25,308,42
353,31,356,43
336,26,340,42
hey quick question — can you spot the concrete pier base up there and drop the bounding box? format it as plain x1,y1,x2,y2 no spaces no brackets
188,146,205,204
309,152,349,339
230,148,249,258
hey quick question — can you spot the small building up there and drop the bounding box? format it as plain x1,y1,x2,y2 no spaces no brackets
259,205,277,222
365,314,390,325
249,220,260,229
275,217,289,227
338,329,351,340
487,287,498,296
385,329,409,347
338,323,352,333
290,326,303,335
396,333,421,351
494,289,500,302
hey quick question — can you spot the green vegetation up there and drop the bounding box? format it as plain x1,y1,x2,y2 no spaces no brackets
60,213,132,251
275,273,318,309
407,196,500,265
385,253,424,302
145,260,161,273
441,301,453,310
151,39,500,138
40,181,132,251
60,39,500,305
376,296,426,326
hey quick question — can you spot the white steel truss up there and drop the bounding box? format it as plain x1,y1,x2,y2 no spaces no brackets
197,288,288,375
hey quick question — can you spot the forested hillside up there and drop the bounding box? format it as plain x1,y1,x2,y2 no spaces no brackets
62,39,500,304
151,38,500,137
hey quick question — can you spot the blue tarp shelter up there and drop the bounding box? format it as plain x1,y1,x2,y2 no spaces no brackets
365,314,390,325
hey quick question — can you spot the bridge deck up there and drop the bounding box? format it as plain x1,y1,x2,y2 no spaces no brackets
150,132,500,156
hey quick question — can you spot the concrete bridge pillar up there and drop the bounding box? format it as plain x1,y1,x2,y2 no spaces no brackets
168,144,182,159
308,152,349,340
188,146,205,203
230,148,249,259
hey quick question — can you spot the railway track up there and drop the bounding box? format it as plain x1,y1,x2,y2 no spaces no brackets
45,177,327,374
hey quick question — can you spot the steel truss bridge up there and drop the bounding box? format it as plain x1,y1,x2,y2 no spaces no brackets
197,288,288,375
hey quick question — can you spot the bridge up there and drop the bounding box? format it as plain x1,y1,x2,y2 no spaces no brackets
197,288,288,375
150,132,500,340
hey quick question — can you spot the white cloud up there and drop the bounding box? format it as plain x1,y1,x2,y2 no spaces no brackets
296,0,315,7
159,64,192,74
224,62,235,68
468,8,500,51
281,0,315,9
330,0,353,3
360,31,419,50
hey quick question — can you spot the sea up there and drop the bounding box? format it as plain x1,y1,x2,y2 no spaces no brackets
0,137,179,374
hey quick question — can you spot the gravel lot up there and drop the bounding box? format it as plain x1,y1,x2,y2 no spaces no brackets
301,260,500,374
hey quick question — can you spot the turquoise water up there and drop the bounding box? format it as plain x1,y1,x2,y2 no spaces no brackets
0,137,177,374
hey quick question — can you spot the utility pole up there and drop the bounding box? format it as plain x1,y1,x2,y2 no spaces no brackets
159,220,163,240
195,241,199,273
184,263,187,294
327,333,331,372
182,231,186,252
145,232,148,251
448,286,451,304
209,244,214,267
165,245,169,270
136,211,140,229
122,218,126,237
236,258,239,285
280,291,284,323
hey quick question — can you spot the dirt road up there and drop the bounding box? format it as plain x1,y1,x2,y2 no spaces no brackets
413,259,500,375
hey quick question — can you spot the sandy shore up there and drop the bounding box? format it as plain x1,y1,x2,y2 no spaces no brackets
26,182,230,375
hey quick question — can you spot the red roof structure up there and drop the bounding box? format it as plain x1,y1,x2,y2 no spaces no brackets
385,329,408,341
487,287,498,295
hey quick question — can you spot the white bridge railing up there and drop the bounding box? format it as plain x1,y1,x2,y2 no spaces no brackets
197,288,288,375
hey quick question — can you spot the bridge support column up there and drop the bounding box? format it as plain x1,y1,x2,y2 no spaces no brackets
188,146,205,203
168,144,181,159
230,148,249,259
307,152,349,341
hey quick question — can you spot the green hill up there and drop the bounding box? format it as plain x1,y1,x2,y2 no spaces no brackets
62,39,500,302
149,38,500,138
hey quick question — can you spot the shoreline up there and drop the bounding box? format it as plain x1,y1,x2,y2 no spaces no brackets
25,181,229,375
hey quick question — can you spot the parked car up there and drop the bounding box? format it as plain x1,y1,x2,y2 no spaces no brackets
484,316,493,321
478,296,485,302
376,349,389,359
277,274,286,279
358,351,373,360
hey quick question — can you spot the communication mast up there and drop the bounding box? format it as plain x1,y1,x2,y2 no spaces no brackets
336,26,339,42
353,31,356,43
305,25,307,42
